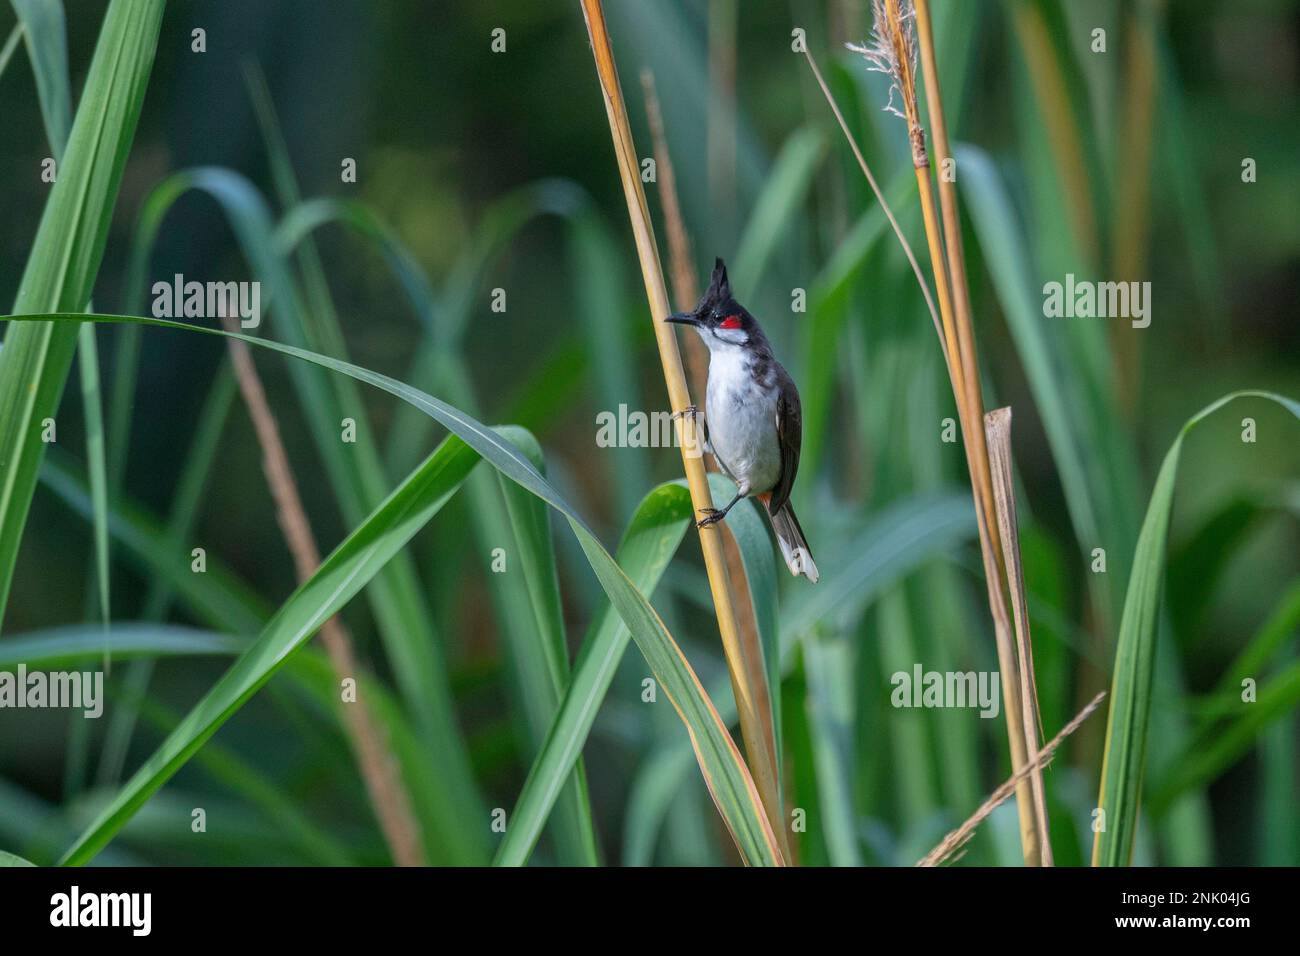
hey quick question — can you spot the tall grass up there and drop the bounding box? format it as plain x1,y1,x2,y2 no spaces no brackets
0,0,163,629
0,0,1296,869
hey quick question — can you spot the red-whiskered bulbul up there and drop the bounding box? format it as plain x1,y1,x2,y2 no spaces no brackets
666,258,819,583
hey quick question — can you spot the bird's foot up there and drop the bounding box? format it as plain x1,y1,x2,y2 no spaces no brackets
672,404,699,422
696,507,727,529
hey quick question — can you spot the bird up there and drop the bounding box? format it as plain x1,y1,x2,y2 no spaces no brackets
665,258,818,583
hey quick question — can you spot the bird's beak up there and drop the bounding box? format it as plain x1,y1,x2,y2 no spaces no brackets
664,311,700,327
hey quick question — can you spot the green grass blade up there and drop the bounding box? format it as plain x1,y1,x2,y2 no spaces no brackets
10,0,71,156
38,454,453,860
39,448,270,635
0,22,24,78
882,585,944,844
125,169,488,857
1148,579,1300,810
803,629,863,866
623,492,978,861
780,493,976,638
2,622,398,866
0,0,164,628
12,313,784,866
260,179,602,853
1190,579,1300,728
622,746,694,866
494,480,693,866
494,430,599,865
125,694,356,866
1093,391,1300,866
377,181,613,478
75,324,109,630
58,429,482,865
0,779,143,866
567,209,644,521
0,623,242,667
1155,34,1227,341
1259,709,1297,866
1150,660,1300,814
273,199,437,335
800,170,914,472
958,145,1106,560
14,0,115,797
0,850,35,867
96,363,239,787
280,647,475,866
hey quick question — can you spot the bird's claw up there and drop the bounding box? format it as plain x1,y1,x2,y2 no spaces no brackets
672,404,699,422
696,508,725,529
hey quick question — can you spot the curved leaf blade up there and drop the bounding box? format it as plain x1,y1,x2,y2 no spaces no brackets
7,312,784,867
495,480,693,866
0,0,165,628
57,429,482,865
494,429,599,865
1093,391,1300,866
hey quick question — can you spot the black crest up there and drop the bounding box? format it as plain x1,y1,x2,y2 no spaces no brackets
705,257,731,305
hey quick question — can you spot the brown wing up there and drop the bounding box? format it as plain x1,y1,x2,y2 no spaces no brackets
769,368,802,516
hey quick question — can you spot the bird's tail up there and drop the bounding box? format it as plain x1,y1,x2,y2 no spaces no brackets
768,501,819,583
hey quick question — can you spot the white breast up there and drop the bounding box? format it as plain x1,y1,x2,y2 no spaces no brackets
705,345,781,495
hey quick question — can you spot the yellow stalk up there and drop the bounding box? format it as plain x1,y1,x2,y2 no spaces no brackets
984,407,1053,864
641,67,789,860
912,134,1040,866
579,0,786,860
912,167,963,399
868,0,1043,864
913,0,1044,865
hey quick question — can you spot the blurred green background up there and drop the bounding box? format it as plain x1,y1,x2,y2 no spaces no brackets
0,0,1297,866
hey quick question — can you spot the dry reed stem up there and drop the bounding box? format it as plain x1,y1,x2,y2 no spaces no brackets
913,0,1050,862
863,0,1042,864
641,68,789,859
912,0,998,542
917,692,1106,867
984,407,1052,864
221,318,425,867
580,0,786,863
802,40,995,699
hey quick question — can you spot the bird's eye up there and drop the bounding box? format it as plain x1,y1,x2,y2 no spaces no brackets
719,314,742,330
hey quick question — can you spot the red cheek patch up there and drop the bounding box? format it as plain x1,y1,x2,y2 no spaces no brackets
720,314,742,330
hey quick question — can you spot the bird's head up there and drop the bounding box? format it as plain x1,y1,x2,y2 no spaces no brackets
664,258,756,349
